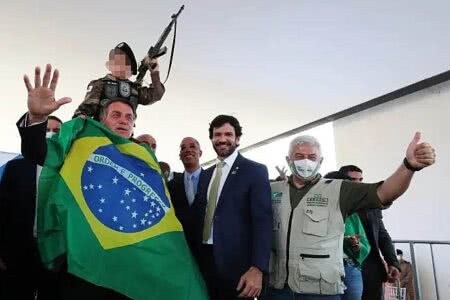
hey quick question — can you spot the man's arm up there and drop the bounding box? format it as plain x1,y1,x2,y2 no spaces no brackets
18,64,71,165
16,115,47,165
377,132,435,204
237,163,272,298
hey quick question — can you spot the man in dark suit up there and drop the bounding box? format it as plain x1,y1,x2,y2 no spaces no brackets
0,115,62,299
168,137,203,253
15,64,134,300
340,165,400,300
193,115,272,300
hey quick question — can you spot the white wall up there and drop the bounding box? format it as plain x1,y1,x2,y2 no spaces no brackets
333,81,450,299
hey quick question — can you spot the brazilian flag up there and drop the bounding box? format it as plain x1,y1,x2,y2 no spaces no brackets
37,118,208,300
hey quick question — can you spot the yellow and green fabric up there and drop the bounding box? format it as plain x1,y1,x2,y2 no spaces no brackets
37,118,207,300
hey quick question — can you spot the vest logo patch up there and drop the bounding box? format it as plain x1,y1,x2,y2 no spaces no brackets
271,192,282,203
306,194,329,207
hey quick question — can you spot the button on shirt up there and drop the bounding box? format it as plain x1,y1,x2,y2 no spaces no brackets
204,149,239,244
183,168,201,206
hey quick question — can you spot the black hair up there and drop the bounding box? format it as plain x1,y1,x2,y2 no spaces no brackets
396,249,403,255
339,165,363,174
208,115,242,139
48,115,63,124
323,171,352,180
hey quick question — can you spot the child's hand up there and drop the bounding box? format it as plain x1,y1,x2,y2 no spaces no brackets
144,57,160,73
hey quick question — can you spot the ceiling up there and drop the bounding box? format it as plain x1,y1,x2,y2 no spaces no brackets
2,0,449,171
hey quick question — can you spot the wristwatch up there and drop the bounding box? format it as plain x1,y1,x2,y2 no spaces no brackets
403,157,423,172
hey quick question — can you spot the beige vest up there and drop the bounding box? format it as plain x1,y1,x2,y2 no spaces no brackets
270,179,345,295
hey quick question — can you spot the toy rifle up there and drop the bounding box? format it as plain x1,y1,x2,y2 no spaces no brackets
135,5,184,84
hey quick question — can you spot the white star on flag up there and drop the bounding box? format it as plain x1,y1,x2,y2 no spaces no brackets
89,184,94,189
100,198,105,204
88,166,93,173
113,216,118,222
140,218,146,225
132,211,138,218
140,173,145,177
124,188,131,195
126,206,130,210
112,177,119,184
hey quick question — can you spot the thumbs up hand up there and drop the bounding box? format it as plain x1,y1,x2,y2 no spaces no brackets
405,132,436,169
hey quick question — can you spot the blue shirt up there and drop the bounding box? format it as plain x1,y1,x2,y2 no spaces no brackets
183,168,202,200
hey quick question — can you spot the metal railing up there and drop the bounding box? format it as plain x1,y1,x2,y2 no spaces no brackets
392,240,450,300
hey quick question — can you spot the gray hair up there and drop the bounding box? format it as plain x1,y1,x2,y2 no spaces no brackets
288,135,322,157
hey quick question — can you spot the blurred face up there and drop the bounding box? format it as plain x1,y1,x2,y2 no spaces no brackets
347,171,363,182
101,102,134,139
137,134,157,152
107,53,132,79
46,118,61,138
179,137,202,168
46,119,61,134
211,123,240,159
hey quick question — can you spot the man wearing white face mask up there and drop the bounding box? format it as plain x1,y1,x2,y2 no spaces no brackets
267,134,436,300
0,115,62,299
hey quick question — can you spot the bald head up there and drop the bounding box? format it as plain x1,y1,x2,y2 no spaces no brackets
179,137,202,173
136,134,157,152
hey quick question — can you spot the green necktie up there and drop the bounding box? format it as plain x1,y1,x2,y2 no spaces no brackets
203,161,225,242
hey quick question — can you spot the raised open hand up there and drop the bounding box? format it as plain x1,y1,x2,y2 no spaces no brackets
24,64,72,124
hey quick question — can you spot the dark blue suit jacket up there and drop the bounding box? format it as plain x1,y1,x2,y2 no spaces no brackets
193,153,272,287
167,170,204,253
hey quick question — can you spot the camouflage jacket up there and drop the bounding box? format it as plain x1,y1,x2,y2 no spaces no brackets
73,72,165,119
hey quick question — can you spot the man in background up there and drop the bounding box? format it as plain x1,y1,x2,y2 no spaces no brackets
340,165,401,299
0,115,63,299
168,137,203,253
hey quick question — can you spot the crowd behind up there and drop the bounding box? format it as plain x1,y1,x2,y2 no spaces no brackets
0,42,436,300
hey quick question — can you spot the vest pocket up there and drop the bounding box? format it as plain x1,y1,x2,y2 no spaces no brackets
295,264,321,294
295,263,342,295
302,208,329,237
319,269,342,295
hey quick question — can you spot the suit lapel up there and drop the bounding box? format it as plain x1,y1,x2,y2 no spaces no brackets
216,154,242,211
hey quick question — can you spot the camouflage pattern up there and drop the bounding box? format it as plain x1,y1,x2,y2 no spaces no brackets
73,72,165,120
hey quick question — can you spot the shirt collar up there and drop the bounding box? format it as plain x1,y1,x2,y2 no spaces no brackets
185,167,201,179
288,173,322,190
216,149,239,168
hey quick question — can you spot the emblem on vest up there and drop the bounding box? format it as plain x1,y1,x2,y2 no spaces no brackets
306,193,329,207
119,81,131,98
271,192,282,203
104,81,119,99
